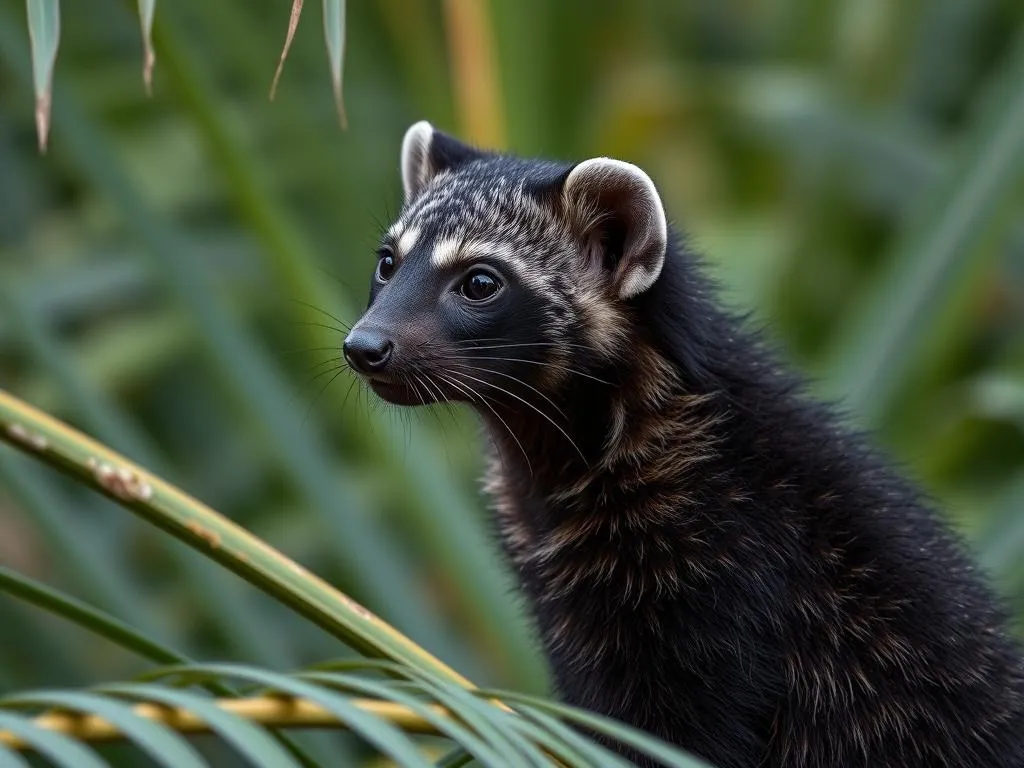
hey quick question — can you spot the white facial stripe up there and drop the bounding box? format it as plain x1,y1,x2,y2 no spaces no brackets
431,237,463,268
431,238,514,267
398,226,421,256
430,238,537,279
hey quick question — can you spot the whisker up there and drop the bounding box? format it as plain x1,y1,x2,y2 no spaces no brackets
280,346,346,355
407,372,431,408
414,372,455,466
438,370,532,477
307,363,347,384
438,354,612,386
339,376,359,414
310,266,356,294
304,367,347,425
291,320,351,335
417,371,447,410
427,371,465,431
304,357,344,375
449,340,595,353
446,368,586,462
444,362,568,422
287,298,354,331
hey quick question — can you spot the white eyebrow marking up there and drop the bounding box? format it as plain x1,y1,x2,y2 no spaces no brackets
432,238,522,269
398,226,420,256
431,237,463,267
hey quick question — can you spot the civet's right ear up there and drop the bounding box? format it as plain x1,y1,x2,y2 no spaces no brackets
400,120,486,204
561,157,668,300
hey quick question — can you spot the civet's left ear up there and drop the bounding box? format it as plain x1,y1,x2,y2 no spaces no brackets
561,157,668,300
400,120,486,205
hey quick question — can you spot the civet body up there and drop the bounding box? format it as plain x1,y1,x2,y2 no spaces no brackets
343,121,1024,767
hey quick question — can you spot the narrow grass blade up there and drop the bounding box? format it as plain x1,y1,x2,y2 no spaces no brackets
97,684,302,768
140,664,436,768
322,0,347,127
270,0,303,100
308,660,549,767
1,686,439,758
501,707,633,768
25,0,59,152
823,28,1024,424
306,661,634,767
300,672,508,767
0,388,473,689
137,0,156,93
477,691,714,768
0,713,102,768
0,692,207,767
434,747,473,768
0,565,186,667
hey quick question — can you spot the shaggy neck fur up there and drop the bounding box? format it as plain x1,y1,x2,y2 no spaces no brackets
477,236,1024,768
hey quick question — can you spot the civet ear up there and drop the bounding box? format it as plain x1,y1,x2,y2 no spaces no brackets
400,120,486,204
561,157,668,299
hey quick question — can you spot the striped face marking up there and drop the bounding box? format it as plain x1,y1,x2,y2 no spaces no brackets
397,226,420,258
431,237,523,271
430,237,463,268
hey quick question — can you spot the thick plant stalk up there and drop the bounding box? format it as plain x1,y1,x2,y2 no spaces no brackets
0,388,473,690
0,696,440,748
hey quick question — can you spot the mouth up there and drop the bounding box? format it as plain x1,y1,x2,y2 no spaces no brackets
366,376,428,406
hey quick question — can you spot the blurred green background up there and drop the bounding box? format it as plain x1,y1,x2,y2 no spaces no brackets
1,0,1023,727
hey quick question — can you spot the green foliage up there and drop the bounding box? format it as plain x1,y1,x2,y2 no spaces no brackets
0,0,1023,765
0,392,706,764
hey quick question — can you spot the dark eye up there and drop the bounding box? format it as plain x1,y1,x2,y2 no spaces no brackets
376,249,396,282
460,270,501,302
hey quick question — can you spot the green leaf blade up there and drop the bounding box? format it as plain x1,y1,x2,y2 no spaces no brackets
136,0,156,93
322,0,347,127
97,684,303,768
25,0,59,151
0,565,187,668
478,690,715,768
143,663,435,768
0,691,208,768
0,712,104,768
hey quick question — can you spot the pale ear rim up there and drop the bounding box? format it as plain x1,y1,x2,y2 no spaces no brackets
562,157,668,300
400,120,436,203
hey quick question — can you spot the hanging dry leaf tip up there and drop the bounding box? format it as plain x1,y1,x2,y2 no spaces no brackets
270,0,305,101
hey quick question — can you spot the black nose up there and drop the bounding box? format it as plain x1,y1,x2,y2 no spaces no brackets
343,329,394,374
